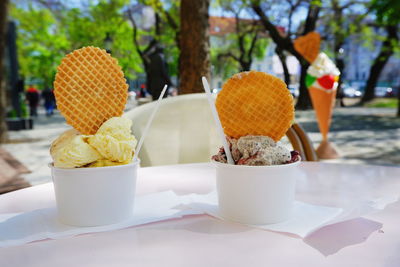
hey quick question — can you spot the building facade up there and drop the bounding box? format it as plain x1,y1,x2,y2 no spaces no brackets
340,30,400,89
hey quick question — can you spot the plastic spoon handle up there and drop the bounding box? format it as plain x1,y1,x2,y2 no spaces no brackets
133,85,168,162
202,77,234,165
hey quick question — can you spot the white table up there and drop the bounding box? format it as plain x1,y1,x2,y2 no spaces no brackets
0,162,399,267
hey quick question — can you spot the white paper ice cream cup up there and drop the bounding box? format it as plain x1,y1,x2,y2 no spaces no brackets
213,160,300,225
50,160,139,227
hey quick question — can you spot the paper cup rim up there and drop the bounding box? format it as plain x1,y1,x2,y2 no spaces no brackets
49,159,140,172
212,159,301,169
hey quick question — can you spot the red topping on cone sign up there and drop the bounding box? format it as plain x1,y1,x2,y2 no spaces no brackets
317,75,336,90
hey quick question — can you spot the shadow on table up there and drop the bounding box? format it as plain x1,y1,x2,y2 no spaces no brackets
179,215,382,256
304,218,382,256
300,113,400,133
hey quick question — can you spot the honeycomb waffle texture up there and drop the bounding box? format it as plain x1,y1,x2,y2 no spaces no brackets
216,71,294,141
54,46,128,134
294,32,321,64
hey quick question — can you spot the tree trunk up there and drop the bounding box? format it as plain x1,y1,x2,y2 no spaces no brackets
361,25,398,103
239,60,251,72
275,47,290,85
331,1,345,105
179,0,210,94
295,3,320,110
335,56,345,106
296,63,312,109
397,84,400,117
0,0,9,143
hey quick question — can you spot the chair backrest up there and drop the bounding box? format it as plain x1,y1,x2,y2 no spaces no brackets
124,93,220,167
286,123,318,161
124,93,318,166
0,148,31,194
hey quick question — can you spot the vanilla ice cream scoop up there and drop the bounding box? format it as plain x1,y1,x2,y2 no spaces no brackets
88,117,137,163
50,129,102,168
50,117,137,168
86,159,127,168
95,117,134,140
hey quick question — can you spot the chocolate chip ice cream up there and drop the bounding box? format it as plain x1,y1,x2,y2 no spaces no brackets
212,135,300,166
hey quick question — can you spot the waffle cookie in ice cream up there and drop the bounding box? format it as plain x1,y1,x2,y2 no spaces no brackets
54,46,128,134
215,71,294,141
294,32,321,64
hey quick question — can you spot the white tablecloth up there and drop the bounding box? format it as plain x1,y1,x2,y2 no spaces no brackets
1,162,400,267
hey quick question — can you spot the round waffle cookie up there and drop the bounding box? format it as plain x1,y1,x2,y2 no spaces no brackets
294,32,320,64
215,71,294,141
54,46,128,134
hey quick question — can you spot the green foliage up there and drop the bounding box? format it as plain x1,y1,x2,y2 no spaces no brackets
10,0,147,88
365,98,398,108
11,5,70,88
311,0,322,6
212,0,269,77
323,0,400,56
7,109,17,119
7,95,29,118
211,44,238,79
211,32,268,79
319,1,371,54
253,38,268,58
371,0,400,25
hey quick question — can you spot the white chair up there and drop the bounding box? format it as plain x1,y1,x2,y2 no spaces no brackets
124,93,318,167
124,93,220,167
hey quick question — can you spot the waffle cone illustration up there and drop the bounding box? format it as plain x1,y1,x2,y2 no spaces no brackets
307,53,341,159
294,32,321,63
308,87,336,140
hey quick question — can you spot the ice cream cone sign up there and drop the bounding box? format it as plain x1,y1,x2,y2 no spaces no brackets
294,32,340,159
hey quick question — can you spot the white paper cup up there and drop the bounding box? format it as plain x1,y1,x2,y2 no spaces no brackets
214,160,300,225
50,161,139,227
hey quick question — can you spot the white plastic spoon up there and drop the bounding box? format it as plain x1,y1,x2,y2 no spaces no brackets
202,77,234,165
133,84,168,162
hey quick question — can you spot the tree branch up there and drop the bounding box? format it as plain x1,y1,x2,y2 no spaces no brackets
303,1,321,34
234,12,246,64
275,46,291,85
218,52,240,62
341,0,366,10
361,24,398,103
251,0,304,61
142,39,157,54
246,24,260,61
286,0,303,37
161,9,180,49
163,9,178,30
251,1,285,46
126,9,147,66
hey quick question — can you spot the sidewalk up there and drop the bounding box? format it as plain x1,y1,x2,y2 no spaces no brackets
2,109,69,185
2,105,399,186
294,107,400,166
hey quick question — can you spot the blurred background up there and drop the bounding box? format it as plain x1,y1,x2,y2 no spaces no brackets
0,0,399,186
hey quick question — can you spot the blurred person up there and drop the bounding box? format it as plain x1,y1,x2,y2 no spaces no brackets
42,87,55,116
145,43,173,100
137,83,149,99
26,85,39,117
